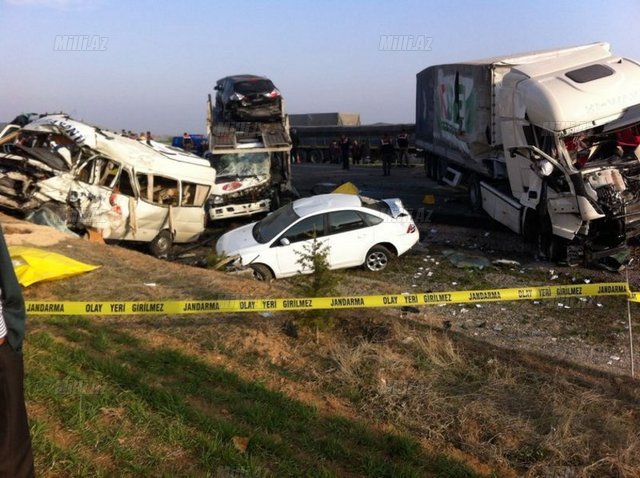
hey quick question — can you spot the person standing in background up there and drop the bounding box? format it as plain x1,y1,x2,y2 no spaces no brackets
0,224,35,478
380,133,394,176
396,128,409,167
351,140,362,165
339,134,351,170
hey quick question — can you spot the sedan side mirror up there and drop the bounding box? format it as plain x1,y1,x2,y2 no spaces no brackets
279,238,291,246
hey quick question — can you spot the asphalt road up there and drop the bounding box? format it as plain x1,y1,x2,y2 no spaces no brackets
291,162,489,228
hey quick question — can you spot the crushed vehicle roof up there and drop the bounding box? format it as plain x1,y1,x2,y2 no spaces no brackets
292,193,362,217
23,115,215,184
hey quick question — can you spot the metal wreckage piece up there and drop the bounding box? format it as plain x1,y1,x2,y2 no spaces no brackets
0,113,217,255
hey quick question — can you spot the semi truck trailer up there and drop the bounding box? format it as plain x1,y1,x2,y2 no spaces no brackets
416,42,640,267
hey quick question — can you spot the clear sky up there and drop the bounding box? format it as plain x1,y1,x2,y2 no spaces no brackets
1,0,639,135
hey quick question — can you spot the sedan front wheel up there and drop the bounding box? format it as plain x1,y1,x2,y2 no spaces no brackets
365,245,392,272
250,263,274,281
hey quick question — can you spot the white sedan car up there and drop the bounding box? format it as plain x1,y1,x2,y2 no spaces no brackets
216,193,419,280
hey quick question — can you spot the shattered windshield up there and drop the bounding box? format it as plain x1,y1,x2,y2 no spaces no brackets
253,203,299,243
210,152,270,178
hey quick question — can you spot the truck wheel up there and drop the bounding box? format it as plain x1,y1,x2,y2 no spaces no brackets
309,149,323,163
468,174,482,211
546,236,567,263
521,207,539,244
251,264,274,281
539,215,566,262
149,230,173,257
425,153,435,178
435,157,447,184
364,245,392,272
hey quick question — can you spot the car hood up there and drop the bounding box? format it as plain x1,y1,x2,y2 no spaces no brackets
216,222,262,257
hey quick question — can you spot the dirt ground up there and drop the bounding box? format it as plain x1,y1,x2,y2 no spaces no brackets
5,210,638,379
415,224,640,378
5,210,640,475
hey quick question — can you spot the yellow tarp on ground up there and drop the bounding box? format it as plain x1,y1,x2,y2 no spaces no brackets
9,246,100,287
332,182,359,195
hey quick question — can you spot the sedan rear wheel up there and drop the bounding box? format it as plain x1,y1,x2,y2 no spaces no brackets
365,245,392,272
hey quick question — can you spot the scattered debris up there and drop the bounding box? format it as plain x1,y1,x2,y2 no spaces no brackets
442,249,491,269
492,258,521,267
231,436,250,454
281,320,298,338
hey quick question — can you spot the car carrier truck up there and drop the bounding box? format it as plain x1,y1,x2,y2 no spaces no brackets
204,93,296,221
416,42,640,267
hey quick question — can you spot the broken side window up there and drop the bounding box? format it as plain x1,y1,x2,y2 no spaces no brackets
98,160,120,187
179,182,211,207
76,157,98,184
116,168,135,197
136,173,152,202
191,184,211,207
141,174,179,206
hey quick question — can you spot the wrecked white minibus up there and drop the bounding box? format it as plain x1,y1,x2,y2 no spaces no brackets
0,114,216,256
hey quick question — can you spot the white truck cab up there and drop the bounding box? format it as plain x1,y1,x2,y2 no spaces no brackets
416,42,640,268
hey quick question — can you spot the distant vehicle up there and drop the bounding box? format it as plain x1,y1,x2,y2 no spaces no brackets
214,75,282,122
171,134,208,156
215,193,419,280
206,75,296,222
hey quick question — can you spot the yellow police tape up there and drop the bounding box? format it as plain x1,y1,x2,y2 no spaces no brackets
24,282,636,316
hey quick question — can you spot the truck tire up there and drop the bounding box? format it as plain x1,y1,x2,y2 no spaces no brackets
309,149,323,164
251,263,274,281
425,153,435,179
435,157,447,184
468,174,482,211
521,207,539,244
539,214,567,263
149,230,173,257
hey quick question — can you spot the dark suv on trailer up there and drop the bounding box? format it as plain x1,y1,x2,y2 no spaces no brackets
214,75,282,122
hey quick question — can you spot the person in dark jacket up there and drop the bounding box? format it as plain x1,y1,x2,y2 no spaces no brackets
0,224,35,478
380,133,395,176
396,128,409,167
339,134,351,170
351,140,362,165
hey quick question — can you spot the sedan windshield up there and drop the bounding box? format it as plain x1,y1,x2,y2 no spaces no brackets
253,203,299,243
209,152,270,179
235,80,275,95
